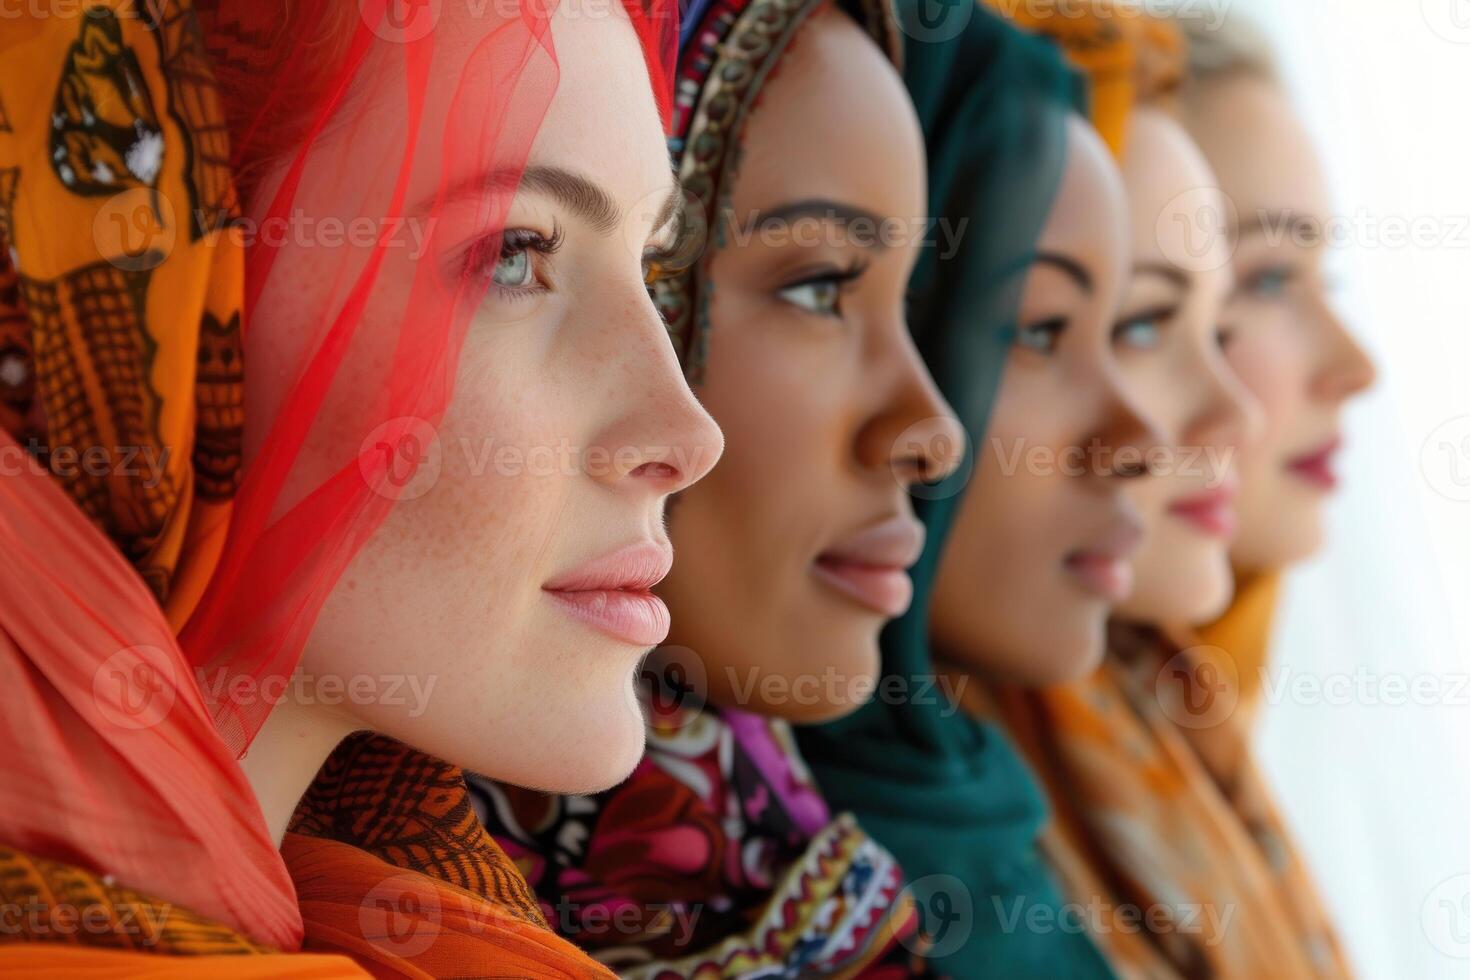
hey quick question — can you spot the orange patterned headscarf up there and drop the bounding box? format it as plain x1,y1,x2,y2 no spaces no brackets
983,0,1183,156
0,4,243,631
978,4,1350,977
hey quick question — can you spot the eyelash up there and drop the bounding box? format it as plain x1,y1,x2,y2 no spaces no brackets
775,258,870,319
465,224,565,300
1111,304,1178,350
1015,315,1068,355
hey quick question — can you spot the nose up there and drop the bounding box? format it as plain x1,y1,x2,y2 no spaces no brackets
855,330,966,488
1091,360,1168,482
1311,302,1377,405
588,285,723,494
1182,344,1264,456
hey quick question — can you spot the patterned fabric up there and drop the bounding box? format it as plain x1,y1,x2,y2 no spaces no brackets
982,609,1352,979
0,1,244,630
0,845,268,955
470,695,927,979
288,734,618,979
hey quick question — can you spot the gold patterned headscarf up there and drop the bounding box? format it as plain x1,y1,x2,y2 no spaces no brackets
0,4,243,630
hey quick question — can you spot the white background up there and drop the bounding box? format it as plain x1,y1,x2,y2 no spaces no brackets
1218,0,1470,976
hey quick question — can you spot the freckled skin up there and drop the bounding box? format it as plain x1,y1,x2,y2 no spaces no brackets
655,9,963,723
242,4,722,799
1183,76,1376,574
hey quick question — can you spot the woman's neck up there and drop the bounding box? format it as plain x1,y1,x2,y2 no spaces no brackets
237,696,359,846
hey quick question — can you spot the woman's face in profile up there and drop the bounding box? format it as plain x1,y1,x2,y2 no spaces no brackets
1185,74,1375,574
1111,106,1259,627
930,115,1161,687
655,9,963,724
243,4,723,795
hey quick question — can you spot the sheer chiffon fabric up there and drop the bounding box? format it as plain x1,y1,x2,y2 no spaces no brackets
0,0,677,965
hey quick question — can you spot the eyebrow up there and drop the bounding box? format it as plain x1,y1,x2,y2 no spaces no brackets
1131,262,1190,289
1033,251,1093,292
429,165,682,238
741,198,891,248
1234,208,1322,245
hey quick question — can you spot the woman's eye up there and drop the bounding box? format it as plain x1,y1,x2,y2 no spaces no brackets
1247,266,1295,298
492,247,533,289
1015,316,1066,354
777,278,844,318
1113,318,1160,350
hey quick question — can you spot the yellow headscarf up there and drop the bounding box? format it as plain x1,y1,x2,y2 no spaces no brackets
975,3,1350,977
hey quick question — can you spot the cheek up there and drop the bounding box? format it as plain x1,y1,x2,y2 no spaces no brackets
1227,318,1309,449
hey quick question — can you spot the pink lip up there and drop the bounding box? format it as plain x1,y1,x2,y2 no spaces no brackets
1167,481,1238,538
1063,510,1145,602
543,542,673,647
1286,437,1341,491
812,515,926,618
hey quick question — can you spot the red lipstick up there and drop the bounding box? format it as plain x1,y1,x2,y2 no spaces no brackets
543,542,673,647
1167,482,1238,537
1286,437,1341,491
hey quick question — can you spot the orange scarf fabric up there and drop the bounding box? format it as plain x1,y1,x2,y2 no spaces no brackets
0,2,243,632
285,734,617,979
982,0,1183,156
982,611,1350,979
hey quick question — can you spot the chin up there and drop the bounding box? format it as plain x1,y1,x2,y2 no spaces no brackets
1000,616,1107,687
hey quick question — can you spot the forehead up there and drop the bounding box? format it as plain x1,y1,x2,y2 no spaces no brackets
1188,76,1329,219
1037,114,1128,258
1122,107,1228,261
728,9,924,217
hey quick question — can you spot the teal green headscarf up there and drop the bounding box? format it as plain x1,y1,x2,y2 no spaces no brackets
797,4,1114,977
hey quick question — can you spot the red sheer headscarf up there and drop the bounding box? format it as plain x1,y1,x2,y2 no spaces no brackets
0,0,677,951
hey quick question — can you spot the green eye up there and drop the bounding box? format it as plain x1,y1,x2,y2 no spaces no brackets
778,279,843,317
491,248,533,289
